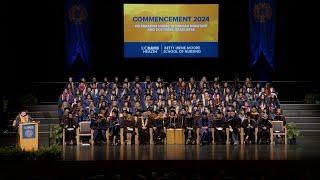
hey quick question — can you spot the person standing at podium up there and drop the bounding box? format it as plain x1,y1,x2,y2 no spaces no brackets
13,110,33,127
13,109,34,146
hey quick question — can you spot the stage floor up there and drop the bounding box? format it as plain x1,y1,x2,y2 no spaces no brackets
63,136,320,160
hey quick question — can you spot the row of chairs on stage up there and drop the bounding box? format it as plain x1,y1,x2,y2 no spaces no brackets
63,120,287,145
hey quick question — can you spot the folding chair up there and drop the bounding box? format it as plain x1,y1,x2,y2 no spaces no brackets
76,121,94,145
270,121,287,144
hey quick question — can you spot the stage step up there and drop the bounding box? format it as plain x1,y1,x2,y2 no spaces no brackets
300,130,320,136
39,124,50,131
286,117,320,123
295,123,320,130
282,110,320,117
38,133,49,147
39,102,60,105
23,104,60,147
27,104,58,112
277,104,320,137
38,124,50,147
28,111,59,118
37,118,60,124
281,104,320,110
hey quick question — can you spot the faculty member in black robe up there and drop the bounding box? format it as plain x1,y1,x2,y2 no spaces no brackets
241,113,257,144
63,112,78,145
257,112,272,144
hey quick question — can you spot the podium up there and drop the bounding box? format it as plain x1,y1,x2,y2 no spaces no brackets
166,129,185,145
19,122,38,151
166,129,175,144
174,129,185,144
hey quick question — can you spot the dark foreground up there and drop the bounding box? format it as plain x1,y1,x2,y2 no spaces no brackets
0,136,319,179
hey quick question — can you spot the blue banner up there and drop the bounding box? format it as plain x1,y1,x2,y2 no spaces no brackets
22,124,36,139
249,0,276,69
65,0,91,67
124,42,218,58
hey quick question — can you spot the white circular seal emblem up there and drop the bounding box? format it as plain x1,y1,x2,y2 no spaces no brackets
24,129,34,138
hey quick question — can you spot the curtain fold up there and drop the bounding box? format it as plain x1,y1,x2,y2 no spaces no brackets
65,0,91,68
249,0,276,69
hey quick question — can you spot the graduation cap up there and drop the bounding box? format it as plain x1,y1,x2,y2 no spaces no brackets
202,111,208,116
159,108,165,112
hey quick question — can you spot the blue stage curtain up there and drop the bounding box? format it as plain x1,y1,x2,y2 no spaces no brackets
249,0,276,69
65,0,91,68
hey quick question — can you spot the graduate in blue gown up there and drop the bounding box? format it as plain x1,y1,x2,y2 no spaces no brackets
75,109,86,123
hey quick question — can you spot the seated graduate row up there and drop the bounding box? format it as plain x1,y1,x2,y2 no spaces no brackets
58,76,281,127
61,105,286,146
59,76,280,119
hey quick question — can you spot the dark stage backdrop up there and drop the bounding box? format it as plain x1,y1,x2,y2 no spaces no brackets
1,0,319,84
